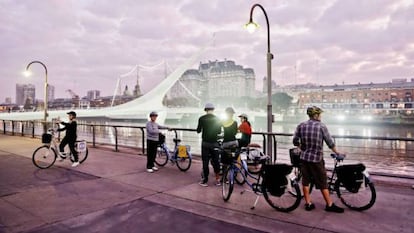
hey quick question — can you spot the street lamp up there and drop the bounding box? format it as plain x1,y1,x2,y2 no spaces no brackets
245,4,274,160
25,61,48,133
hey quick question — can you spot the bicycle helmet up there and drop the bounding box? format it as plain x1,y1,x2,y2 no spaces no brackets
204,103,215,111
306,106,323,117
225,107,235,114
149,111,158,117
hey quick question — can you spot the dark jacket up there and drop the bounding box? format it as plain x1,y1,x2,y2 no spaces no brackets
197,113,221,143
58,120,77,140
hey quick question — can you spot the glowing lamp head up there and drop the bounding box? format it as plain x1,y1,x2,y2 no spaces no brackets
23,70,32,77
244,20,259,33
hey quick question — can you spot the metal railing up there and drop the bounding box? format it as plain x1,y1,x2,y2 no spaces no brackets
2,119,414,178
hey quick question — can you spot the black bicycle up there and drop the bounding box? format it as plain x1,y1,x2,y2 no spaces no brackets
289,149,376,211
222,147,301,212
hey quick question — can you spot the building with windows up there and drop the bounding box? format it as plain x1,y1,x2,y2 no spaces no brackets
16,84,35,106
87,90,100,100
169,59,256,103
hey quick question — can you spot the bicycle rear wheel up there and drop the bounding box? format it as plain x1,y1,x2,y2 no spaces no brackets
176,152,192,172
155,146,168,166
335,175,376,211
32,145,57,169
263,178,302,212
71,148,88,163
222,166,234,201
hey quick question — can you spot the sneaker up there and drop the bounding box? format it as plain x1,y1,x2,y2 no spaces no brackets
325,203,344,213
71,162,80,167
152,167,159,171
215,180,221,186
147,169,154,173
59,152,67,158
305,203,315,211
198,181,208,187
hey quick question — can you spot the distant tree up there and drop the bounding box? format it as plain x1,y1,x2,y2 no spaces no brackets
272,92,293,113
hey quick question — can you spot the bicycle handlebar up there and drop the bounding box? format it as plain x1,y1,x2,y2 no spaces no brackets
330,153,346,161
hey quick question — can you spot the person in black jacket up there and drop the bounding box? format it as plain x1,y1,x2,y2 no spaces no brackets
197,103,222,187
58,111,79,167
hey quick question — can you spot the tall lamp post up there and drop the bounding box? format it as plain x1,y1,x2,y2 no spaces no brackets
245,4,274,160
25,61,48,133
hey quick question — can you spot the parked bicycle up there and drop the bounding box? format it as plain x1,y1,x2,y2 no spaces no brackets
154,133,192,172
289,149,376,211
32,127,88,169
222,146,301,212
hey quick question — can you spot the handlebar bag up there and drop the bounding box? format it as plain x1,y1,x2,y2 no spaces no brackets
336,163,365,193
263,164,293,197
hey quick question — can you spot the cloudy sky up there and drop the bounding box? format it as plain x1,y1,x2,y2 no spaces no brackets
1,0,413,103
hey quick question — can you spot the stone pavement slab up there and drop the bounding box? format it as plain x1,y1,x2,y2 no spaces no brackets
1,134,414,233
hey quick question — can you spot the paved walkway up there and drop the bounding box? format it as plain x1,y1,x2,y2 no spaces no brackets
0,134,413,233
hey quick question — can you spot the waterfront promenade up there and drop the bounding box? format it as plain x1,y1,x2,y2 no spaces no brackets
0,134,413,233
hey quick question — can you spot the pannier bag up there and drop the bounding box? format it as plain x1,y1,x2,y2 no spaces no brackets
42,133,52,144
263,164,293,197
289,148,301,167
336,163,366,193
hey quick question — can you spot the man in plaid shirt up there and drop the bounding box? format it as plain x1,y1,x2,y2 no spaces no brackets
293,106,344,213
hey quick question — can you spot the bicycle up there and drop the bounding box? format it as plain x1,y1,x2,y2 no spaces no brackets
289,149,376,211
32,127,88,169
222,146,302,212
154,134,192,172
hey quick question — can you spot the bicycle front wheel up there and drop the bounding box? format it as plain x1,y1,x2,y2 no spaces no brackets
176,152,192,172
222,166,234,201
32,145,57,169
263,178,302,212
335,175,376,211
155,146,168,166
71,148,88,163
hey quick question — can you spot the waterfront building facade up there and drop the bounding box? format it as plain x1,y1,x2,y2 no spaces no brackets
169,60,256,103
16,84,35,106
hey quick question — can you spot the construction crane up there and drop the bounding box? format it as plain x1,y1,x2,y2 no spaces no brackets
66,89,80,108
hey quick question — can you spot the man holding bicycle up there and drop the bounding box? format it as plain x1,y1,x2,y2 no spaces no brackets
293,106,344,213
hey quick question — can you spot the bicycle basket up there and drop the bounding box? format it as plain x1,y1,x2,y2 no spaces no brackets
263,164,293,197
158,133,165,145
41,133,52,144
289,148,301,167
336,163,365,193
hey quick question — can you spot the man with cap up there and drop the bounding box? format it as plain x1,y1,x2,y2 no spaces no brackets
196,103,222,186
146,111,169,173
293,106,344,213
57,111,79,167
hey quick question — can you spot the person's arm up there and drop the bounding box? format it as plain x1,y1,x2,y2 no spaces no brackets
292,125,301,147
196,117,202,134
321,124,341,154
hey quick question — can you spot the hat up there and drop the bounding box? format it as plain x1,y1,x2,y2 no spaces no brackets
238,113,248,119
225,107,235,114
204,103,215,111
67,111,76,117
149,111,158,117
